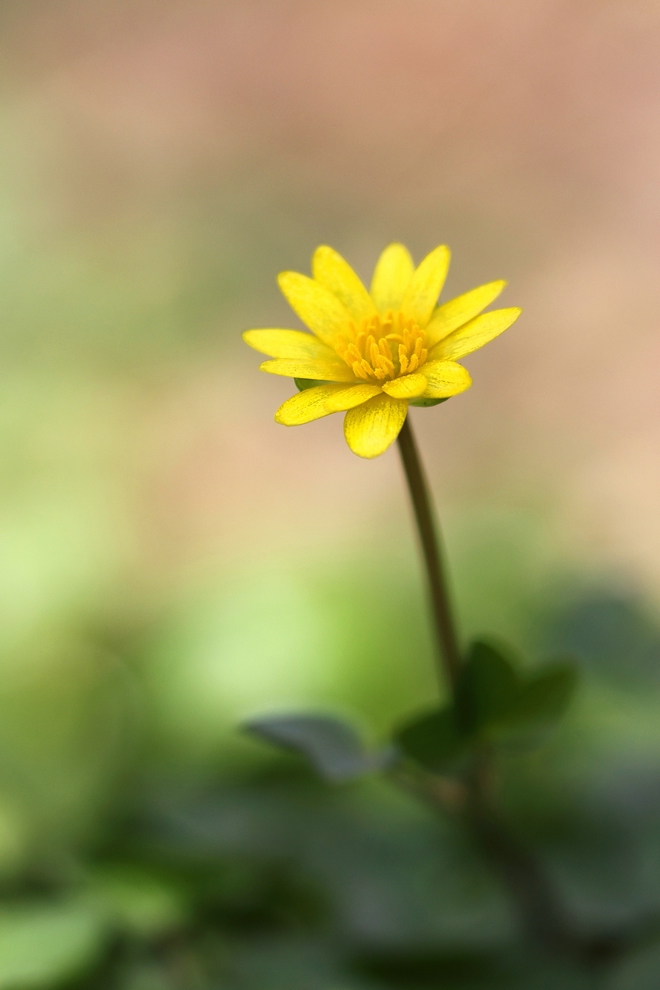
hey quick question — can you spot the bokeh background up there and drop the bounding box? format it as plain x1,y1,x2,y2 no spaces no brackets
2,2,660,987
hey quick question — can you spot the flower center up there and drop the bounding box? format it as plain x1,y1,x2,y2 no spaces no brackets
335,312,428,383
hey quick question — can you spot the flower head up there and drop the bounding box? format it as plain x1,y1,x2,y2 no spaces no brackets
244,244,521,458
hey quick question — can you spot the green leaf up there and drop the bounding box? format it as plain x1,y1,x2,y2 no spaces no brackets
503,661,578,732
409,396,449,407
243,713,390,782
0,901,107,989
457,639,520,735
396,645,578,768
87,866,187,939
395,706,466,771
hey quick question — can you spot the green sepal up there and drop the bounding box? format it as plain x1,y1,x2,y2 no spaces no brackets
295,378,329,392
409,397,449,408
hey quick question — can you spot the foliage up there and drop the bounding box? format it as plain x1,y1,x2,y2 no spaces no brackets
395,640,578,772
0,592,659,987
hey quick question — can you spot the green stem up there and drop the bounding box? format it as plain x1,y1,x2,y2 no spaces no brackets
397,416,462,692
395,414,653,970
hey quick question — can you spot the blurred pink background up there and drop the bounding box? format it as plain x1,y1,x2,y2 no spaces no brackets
4,1,658,580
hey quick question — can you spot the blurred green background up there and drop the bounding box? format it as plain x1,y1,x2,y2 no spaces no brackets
2,1,660,986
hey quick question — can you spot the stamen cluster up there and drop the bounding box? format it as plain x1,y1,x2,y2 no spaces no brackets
335,312,429,383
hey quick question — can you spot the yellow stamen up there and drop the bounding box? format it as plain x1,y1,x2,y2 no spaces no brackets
334,311,429,384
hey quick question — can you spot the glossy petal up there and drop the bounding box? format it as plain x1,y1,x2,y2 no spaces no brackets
425,281,507,347
243,328,336,360
431,307,522,361
325,383,382,411
401,245,451,327
312,246,376,322
370,243,415,313
381,373,428,399
421,360,472,397
278,271,351,346
344,393,408,459
275,383,380,425
260,358,357,382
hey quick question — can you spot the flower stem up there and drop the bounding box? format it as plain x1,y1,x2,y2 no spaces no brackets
395,414,654,970
397,416,462,692
397,415,569,953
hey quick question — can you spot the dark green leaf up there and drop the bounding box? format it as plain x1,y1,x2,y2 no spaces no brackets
395,706,466,771
457,640,520,735
243,713,390,782
503,662,578,731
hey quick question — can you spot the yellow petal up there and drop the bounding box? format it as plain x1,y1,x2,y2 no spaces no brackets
325,383,382,412
278,271,351,346
243,328,336,360
275,383,380,425
421,360,472,397
431,307,522,361
425,281,507,348
381,373,428,399
401,244,451,327
312,246,376,322
343,393,408,459
370,243,415,313
260,358,357,382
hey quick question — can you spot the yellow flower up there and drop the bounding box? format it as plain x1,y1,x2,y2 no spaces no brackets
243,244,521,458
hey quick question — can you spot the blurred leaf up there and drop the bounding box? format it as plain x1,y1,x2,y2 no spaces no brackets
220,935,357,990
502,662,578,733
87,865,188,939
243,714,390,781
352,946,594,989
0,901,107,989
397,643,577,770
457,640,520,735
538,590,660,685
114,961,175,990
149,775,516,953
395,706,466,771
